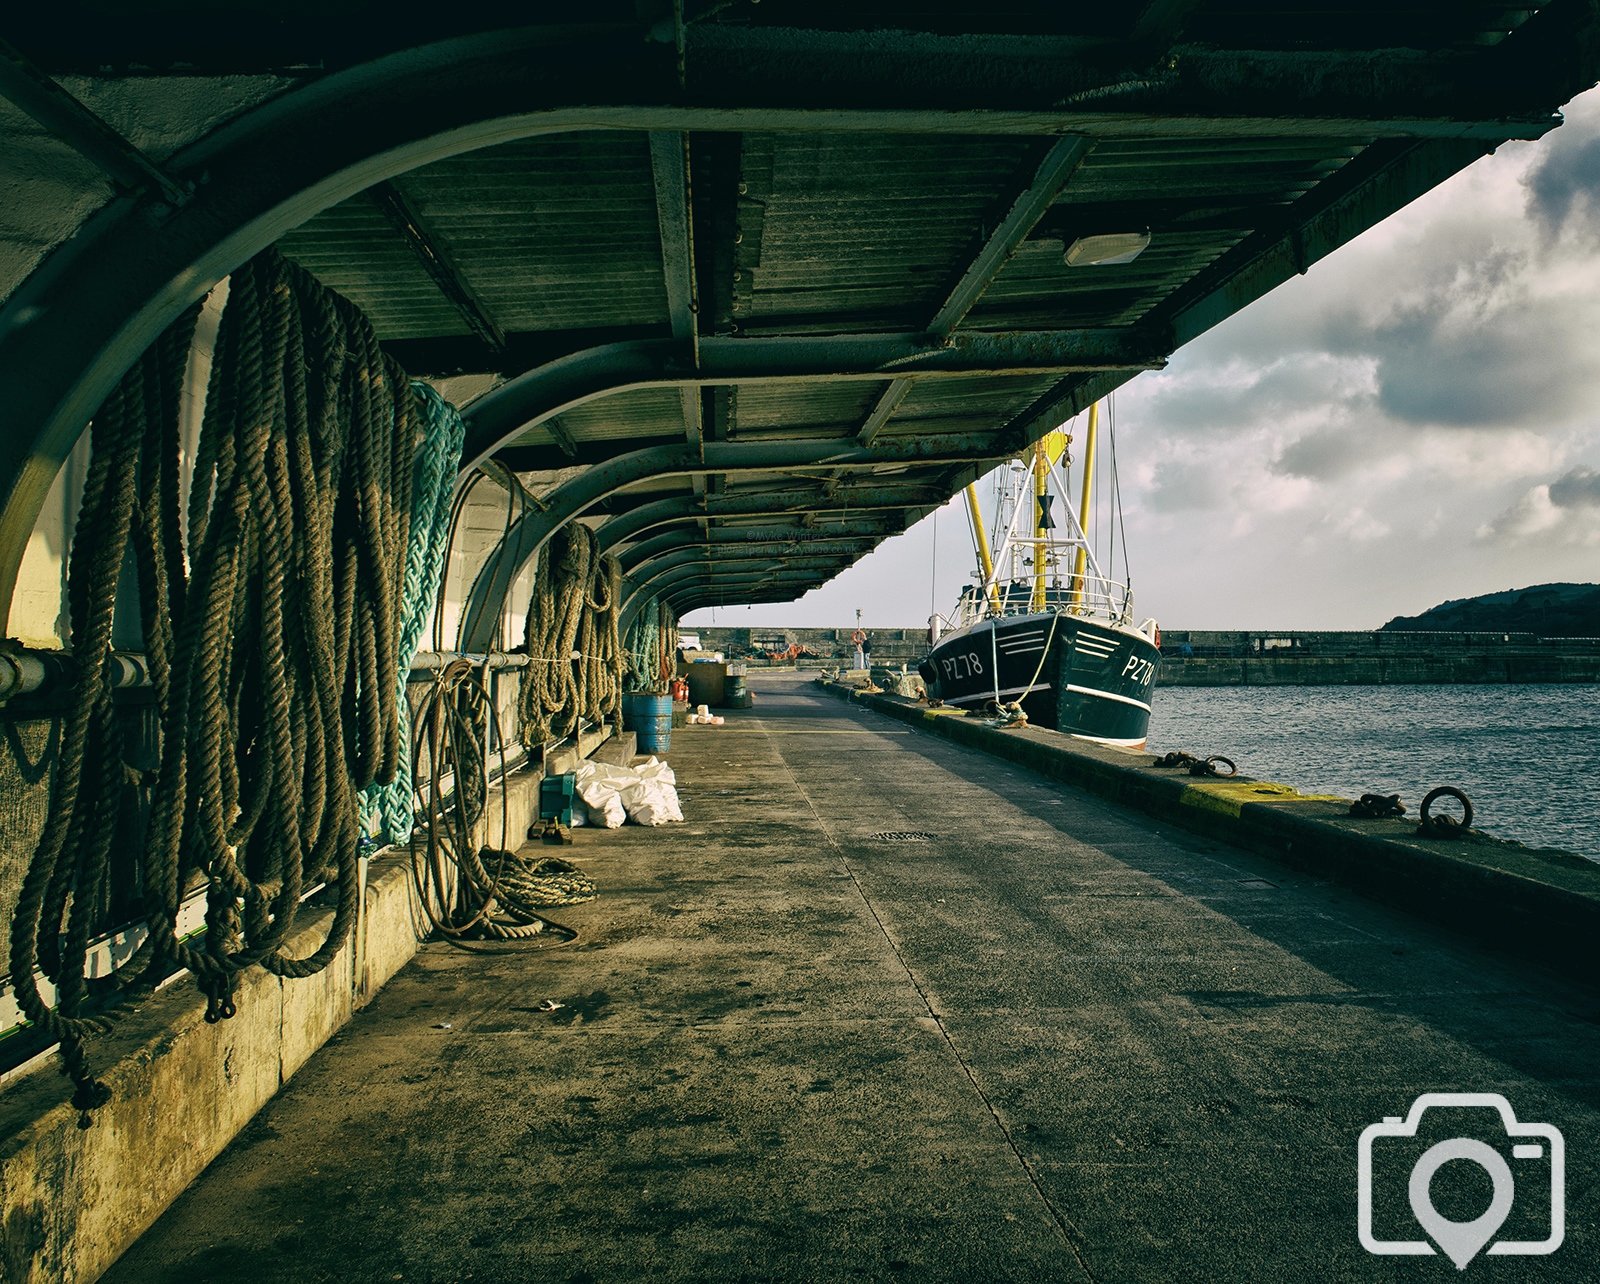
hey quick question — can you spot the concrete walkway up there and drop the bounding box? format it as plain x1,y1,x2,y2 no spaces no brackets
108,673,1599,1282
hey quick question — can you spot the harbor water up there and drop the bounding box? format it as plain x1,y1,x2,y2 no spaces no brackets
1148,682,1600,859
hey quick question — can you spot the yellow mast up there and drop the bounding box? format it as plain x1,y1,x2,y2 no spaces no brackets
1031,441,1048,612
1069,401,1099,612
963,484,1003,615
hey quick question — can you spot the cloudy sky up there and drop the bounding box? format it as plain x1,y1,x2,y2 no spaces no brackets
686,87,1600,632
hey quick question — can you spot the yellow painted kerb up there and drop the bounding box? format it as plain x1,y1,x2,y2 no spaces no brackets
1180,779,1347,819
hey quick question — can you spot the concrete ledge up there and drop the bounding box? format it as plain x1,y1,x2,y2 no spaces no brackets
591,732,637,767
817,679,1600,983
0,757,559,1283
543,725,616,778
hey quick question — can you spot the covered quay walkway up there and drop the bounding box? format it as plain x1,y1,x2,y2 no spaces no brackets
108,674,1600,1283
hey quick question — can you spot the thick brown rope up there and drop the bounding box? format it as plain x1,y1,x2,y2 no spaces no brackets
8,249,418,1122
518,523,624,748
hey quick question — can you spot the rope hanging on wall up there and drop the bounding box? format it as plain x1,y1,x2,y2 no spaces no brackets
623,597,676,693
518,523,624,750
8,248,442,1124
360,383,466,846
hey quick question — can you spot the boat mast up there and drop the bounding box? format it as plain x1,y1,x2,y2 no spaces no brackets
1069,400,1099,612
1031,441,1048,612
963,484,1003,615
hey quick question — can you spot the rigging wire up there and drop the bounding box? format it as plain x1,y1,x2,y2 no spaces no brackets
1105,395,1117,592
1108,394,1134,606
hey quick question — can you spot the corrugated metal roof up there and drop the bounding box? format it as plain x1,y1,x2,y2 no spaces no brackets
736,135,1037,329
55,0,1574,617
397,133,666,333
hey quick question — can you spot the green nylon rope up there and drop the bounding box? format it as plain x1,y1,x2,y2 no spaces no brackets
360,383,466,845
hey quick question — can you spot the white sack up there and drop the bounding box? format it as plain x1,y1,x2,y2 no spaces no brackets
623,779,684,825
573,763,628,828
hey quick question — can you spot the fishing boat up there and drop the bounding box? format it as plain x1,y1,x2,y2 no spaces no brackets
917,401,1161,747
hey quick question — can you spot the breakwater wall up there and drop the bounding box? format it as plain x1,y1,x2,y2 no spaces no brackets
1158,629,1600,686
691,626,1600,684
692,626,929,663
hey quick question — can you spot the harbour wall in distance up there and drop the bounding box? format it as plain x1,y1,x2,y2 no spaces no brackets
690,626,1600,685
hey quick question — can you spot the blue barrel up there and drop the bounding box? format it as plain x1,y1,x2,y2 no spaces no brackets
622,691,673,753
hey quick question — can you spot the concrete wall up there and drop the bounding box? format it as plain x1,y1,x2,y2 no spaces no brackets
692,626,930,663
1157,653,1600,685
1156,630,1600,685
0,761,551,1283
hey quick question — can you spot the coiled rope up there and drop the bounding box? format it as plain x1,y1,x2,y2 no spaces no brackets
623,597,675,692
9,248,426,1123
518,523,624,750
409,659,593,941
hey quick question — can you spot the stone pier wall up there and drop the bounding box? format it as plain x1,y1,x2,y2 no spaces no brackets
688,626,1600,684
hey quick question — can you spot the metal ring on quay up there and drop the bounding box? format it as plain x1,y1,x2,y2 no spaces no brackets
1417,785,1473,837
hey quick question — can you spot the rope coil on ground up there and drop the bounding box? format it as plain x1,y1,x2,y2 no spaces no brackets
1349,792,1406,819
409,660,593,942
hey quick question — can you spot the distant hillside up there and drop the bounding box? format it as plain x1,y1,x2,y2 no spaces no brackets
1382,583,1600,637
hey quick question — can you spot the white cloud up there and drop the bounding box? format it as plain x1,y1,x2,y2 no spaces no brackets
1481,465,1600,546
687,86,1600,630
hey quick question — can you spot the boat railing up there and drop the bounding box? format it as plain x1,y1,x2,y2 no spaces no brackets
950,576,1137,629
1064,578,1137,624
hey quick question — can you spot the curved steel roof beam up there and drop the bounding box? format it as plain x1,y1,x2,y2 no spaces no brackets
594,483,952,551
621,545,878,600
617,522,891,573
459,329,1167,473
1,15,1584,623
624,571,845,634
457,435,1006,652
620,560,844,631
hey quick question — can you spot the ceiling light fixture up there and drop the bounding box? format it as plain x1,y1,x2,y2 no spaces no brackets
1063,231,1151,266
